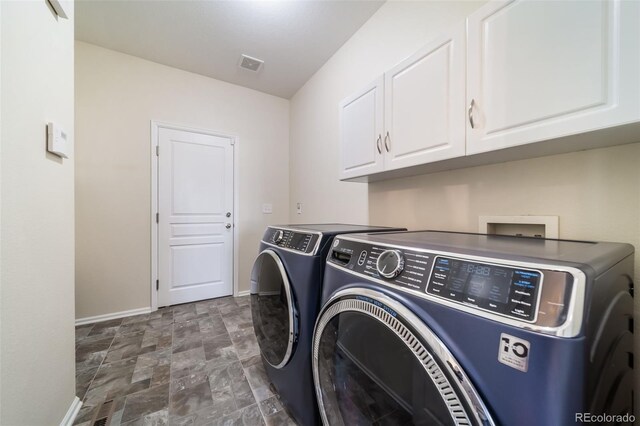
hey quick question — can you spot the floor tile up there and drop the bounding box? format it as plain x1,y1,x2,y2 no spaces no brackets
207,361,245,392
213,403,264,426
120,408,168,426
122,313,150,325
172,333,203,354
170,380,214,417
199,314,227,337
76,336,113,369
240,355,263,368
75,324,94,340
121,383,170,423
243,363,275,402
174,319,200,342
228,328,260,360
87,318,123,337
231,377,256,410
263,409,297,426
221,308,253,333
75,366,99,401
203,333,239,365
258,396,283,417
172,346,206,372
74,296,297,425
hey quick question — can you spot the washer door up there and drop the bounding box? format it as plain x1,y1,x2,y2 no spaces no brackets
250,250,298,369
313,289,494,426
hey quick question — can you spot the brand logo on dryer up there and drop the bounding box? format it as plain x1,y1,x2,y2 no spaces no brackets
498,333,530,372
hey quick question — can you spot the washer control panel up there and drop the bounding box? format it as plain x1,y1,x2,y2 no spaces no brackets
427,256,541,321
328,237,573,328
263,227,320,254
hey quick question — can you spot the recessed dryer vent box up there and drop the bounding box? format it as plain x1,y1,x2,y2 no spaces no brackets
479,215,558,239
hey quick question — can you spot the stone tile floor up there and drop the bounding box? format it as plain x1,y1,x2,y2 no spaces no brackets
74,296,297,425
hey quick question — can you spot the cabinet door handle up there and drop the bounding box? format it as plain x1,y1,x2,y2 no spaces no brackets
384,131,391,152
376,134,382,154
468,99,476,129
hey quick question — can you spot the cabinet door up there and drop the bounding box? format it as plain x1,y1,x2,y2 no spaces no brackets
383,23,466,171
467,0,640,154
339,77,384,180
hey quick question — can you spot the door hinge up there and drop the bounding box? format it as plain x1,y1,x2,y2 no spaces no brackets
156,279,159,291
156,146,159,156
156,213,159,223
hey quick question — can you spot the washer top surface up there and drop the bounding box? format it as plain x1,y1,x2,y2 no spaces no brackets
338,230,633,275
275,223,401,235
264,224,405,256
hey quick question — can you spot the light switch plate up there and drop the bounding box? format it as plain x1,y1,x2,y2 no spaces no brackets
262,203,273,214
47,122,69,158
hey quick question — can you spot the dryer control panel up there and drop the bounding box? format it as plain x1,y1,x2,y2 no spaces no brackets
328,237,574,329
263,227,320,254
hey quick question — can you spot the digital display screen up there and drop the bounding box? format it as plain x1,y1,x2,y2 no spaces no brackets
290,233,306,247
445,260,512,304
427,257,542,321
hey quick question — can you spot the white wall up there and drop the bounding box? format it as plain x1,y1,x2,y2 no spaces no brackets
1,1,76,424
75,42,289,319
289,0,640,410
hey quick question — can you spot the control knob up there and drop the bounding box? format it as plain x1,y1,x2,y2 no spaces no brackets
273,230,284,244
376,250,405,279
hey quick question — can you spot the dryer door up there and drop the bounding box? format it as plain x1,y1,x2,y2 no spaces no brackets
313,289,494,426
250,250,298,369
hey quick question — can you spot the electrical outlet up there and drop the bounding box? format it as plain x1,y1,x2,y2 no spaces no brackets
262,203,272,214
296,202,303,215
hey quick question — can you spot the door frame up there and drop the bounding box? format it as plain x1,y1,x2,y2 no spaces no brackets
150,120,240,311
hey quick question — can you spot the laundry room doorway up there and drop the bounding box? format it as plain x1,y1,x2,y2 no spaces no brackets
151,122,237,309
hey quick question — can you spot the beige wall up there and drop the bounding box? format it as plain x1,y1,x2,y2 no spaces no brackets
369,143,640,281
289,0,640,410
75,42,289,319
289,1,485,223
1,1,76,424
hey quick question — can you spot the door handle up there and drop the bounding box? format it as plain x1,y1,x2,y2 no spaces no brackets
225,223,232,229
376,135,382,154
468,99,475,129
384,131,390,152
226,212,231,218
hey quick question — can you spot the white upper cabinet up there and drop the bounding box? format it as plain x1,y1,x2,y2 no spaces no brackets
339,76,384,180
339,23,466,180
466,0,640,154
384,23,466,170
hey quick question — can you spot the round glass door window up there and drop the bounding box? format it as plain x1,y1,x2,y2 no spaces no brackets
250,250,297,368
313,293,490,426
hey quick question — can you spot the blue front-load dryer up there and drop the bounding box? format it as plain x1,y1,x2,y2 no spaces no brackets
313,231,635,425
250,224,405,425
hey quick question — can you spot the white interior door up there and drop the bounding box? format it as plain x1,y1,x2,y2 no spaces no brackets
158,127,234,307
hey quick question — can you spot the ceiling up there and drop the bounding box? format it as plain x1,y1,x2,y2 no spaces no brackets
75,0,385,99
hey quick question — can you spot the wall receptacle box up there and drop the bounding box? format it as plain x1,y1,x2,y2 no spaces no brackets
47,122,68,158
479,215,559,239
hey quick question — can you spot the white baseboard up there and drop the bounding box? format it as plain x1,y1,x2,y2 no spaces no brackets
75,307,152,326
59,396,82,426
236,290,250,297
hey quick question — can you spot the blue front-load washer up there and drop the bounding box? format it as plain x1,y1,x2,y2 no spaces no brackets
313,231,635,425
250,224,405,425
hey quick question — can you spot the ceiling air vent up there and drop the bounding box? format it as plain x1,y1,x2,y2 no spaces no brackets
239,54,264,72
